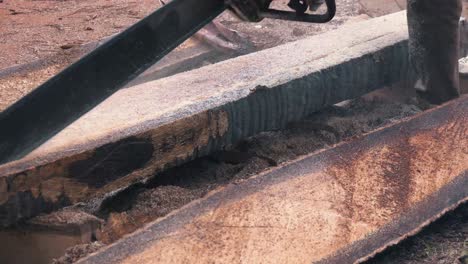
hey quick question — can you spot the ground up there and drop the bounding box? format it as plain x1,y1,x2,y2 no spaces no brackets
0,0,467,263
0,0,158,69
0,0,159,111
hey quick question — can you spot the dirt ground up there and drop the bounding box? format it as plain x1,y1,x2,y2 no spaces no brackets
0,0,159,69
0,0,160,111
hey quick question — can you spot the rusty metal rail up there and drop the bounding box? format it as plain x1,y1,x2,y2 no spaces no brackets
79,95,467,264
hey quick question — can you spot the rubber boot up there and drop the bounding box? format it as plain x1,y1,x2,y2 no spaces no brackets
407,0,462,104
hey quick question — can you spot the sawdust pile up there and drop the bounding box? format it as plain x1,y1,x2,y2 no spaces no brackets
53,242,104,264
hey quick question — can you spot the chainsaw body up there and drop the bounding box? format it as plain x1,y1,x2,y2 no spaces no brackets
228,0,336,23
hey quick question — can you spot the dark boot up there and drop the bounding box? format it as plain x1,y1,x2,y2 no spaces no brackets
407,0,462,104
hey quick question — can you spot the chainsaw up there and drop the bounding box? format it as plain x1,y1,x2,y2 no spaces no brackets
0,0,336,164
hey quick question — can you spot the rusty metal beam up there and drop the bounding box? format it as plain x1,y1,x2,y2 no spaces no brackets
79,95,468,264
0,11,410,226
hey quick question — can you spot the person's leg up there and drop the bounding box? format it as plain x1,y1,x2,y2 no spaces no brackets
407,0,462,104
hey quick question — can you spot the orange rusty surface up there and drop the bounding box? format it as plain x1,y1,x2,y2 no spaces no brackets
80,96,467,264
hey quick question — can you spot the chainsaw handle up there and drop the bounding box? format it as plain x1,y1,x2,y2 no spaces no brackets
259,0,336,23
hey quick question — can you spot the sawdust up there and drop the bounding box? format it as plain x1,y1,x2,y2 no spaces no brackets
30,209,103,228
97,186,201,243
52,242,104,264
0,63,67,111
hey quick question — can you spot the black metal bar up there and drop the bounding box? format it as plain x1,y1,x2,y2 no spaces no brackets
0,0,226,165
